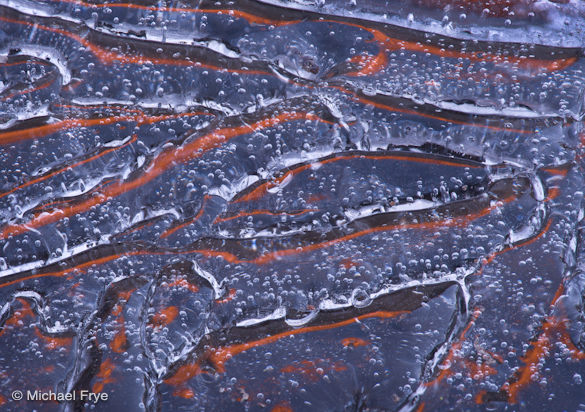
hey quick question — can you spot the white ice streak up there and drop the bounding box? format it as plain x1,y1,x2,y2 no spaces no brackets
532,173,546,201
210,175,260,201
191,260,222,299
69,96,232,117
236,306,286,327
0,45,72,85
285,309,319,327
256,0,585,48
0,106,51,129
344,199,437,222
0,235,111,280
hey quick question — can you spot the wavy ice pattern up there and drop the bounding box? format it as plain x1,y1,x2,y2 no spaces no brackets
0,0,585,410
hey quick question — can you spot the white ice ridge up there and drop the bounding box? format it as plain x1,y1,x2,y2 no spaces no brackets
236,306,287,327
192,260,222,300
235,267,477,330
0,46,72,85
0,106,51,129
68,96,233,117
344,199,438,222
0,236,111,280
374,90,565,119
256,0,585,48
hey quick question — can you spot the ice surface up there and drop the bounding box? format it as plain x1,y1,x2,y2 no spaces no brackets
0,0,584,410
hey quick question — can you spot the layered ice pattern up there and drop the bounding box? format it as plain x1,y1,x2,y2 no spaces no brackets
1,0,585,410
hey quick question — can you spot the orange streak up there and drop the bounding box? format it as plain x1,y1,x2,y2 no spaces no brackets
542,167,569,176
217,310,406,360
0,135,137,199
385,38,575,73
45,0,299,26
1,112,326,239
92,358,116,393
0,298,35,337
151,306,179,327
109,289,135,353
216,288,237,304
34,327,73,350
0,253,145,289
345,51,388,77
0,60,49,68
214,208,315,224
480,218,553,269
341,337,370,347
0,15,271,74
13,298,35,319
426,308,482,386
173,387,195,399
516,218,553,250
247,195,512,265
484,284,585,404
271,402,293,412
339,257,356,269
0,112,208,145
165,310,407,385
161,195,212,239
465,358,497,380
117,288,135,302
306,193,327,203
281,359,347,382
167,278,199,293
111,303,123,317
191,195,513,266
503,320,553,403
0,76,56,102
332,86,533,134
545,187,561,202
29,177,120,215
11,5,573,73
0,116,127,145
500,313,585,403
110,317,128,353
235,153,482,203
558,328,585,361
331,20,575,73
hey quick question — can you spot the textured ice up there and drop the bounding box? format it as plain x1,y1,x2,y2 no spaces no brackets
0,0,584,411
